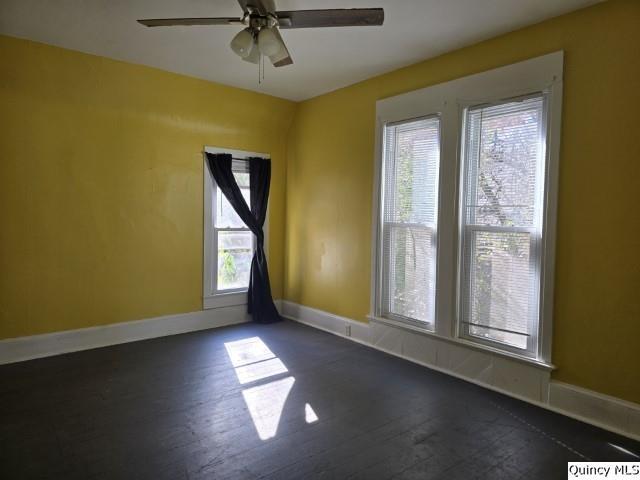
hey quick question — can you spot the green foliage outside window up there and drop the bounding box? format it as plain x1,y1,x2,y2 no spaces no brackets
220,250,238,284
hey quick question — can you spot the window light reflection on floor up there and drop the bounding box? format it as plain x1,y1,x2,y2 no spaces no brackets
609,443,639,458
224,337,276,367
224,336,319,440
233,357,288,385
305,403,319,424
242,377,295,440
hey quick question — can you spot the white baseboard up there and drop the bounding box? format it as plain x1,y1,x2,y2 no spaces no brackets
548,382,640,441
0,305,251,365
279,301,370,346
280,300,640,441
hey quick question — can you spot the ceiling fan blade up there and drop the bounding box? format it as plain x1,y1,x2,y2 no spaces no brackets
268,28,293,67
276,8,384,29
261,0,276,14
137,17,244,27
273,55,293,67
237,0,272,16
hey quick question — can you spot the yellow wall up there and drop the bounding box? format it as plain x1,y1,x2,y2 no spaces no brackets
0,35,295,339
2,0,639,404
285,0,640,403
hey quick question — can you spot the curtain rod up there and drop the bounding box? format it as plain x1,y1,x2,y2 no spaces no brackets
202,152,253,162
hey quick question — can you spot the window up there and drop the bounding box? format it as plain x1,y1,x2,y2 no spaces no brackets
380,116,441,327
459,95,547,357
203,147,269,309
213,163,253,293
372,52,563,364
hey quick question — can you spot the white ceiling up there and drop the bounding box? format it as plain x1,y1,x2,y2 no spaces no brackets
0,0,602,101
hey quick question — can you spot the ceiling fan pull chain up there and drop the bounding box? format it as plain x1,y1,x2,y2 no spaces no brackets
258,52,265,84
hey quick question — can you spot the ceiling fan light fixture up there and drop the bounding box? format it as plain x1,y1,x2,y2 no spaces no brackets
230,28,254,58
243,41,261,64
257,27,283,57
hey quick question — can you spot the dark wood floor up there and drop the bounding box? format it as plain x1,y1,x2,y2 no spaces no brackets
1,320,638,479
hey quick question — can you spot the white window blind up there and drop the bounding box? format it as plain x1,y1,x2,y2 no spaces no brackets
381,116,440,326
459,95,547,355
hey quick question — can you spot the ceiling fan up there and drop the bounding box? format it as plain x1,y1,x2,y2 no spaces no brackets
138,0,384,67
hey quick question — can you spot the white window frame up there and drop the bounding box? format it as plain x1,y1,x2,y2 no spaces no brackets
457,93,548,359
370,52,563,366
378,115,442,330
203,146,269,310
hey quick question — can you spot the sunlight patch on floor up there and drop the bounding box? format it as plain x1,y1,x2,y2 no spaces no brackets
242,376,296,440
234,357,288,385
609,443,640,458
224,336,319,441
305,403,319,424
224,337,275,367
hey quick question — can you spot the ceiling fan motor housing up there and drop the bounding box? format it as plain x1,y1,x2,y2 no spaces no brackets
246,12,279,29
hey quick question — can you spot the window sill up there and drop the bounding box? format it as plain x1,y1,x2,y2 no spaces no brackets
367,314,555,371
203,291,247,310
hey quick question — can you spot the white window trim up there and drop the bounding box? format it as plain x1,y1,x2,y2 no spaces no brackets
370,52,563,367
457,93,549,360
203,146,270,310
379,114,441,331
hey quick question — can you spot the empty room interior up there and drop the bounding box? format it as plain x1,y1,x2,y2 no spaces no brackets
1,0,639,478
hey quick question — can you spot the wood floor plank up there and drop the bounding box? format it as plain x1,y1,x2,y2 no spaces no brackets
1,320,638,479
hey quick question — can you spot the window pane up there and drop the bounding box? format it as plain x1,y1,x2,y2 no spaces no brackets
216,184,250,228
466,231,533,349
217,231,253,291
460,95,546,354
381,116,440,325
387,225,435,323
233,172,250,188
464,97,543,227
384,118,440,225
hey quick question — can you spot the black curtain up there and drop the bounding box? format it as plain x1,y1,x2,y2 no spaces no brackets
206,153,281,324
